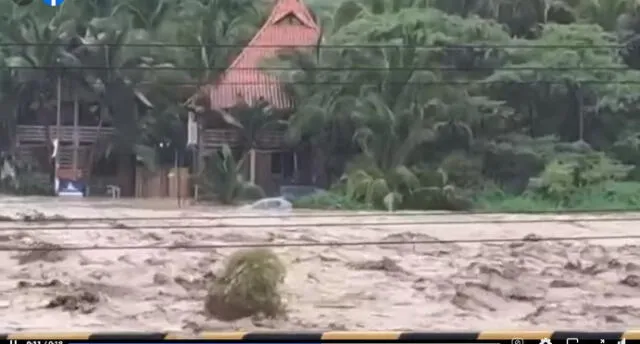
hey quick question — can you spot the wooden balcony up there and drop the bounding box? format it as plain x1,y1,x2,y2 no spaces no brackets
201,129,286,149
16,125,115,144
201,129,241,147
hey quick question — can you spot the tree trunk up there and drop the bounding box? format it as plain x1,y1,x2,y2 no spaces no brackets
84,106,106,182
249,148,256,184
311,140,330,188
54,75,61,182
72,93,79,178
577,86,584,141
42,112,53,174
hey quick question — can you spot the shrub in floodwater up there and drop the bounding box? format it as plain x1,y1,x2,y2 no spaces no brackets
204,248,286,321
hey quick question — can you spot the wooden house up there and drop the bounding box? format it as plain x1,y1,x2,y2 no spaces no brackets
189,0,321,195
14,80,113,194
14,80,151,197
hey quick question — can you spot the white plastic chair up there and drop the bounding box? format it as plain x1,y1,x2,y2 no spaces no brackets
106,185,121,199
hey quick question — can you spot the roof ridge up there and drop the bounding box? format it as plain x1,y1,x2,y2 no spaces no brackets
270,0,317,28
224,0,319,72
207,0,322,109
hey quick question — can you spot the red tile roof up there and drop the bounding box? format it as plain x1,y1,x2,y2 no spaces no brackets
208,0,320,109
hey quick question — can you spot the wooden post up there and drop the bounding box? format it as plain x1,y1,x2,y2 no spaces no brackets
197,117,205,186
187,110,198,202
56,76,61,139
174,149,180,207
54,74,61,194
249,148,256,184
72,92,79,178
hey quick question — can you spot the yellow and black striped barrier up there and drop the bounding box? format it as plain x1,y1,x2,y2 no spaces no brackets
0,331,638,342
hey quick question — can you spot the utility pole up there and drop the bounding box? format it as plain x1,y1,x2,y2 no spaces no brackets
54,74,62,195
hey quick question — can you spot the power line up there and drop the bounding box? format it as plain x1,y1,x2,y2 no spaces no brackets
2,215,640,231
3,66,637,71
4,233,639,252
0,43,631,49
6,80,640,86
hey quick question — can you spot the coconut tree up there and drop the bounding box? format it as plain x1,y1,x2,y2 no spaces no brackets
176,0,273,186
263,1,434,186
72,7,192,195
177,0,266,85
211,99,288,184
197,143,264,204
266,41,365,186
430,0,555,37
270,5,511,187
571,0,639,33
484,23,624,143
0,10,95,167
110,0,173,33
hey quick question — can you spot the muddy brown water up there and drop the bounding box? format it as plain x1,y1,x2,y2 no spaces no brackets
0,197,638,331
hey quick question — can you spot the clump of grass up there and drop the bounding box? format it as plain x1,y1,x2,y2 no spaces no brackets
204,248,286,321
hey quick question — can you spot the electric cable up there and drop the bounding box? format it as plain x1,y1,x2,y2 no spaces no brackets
0,80,638,87
2,66,635,71
4,233,638,252
0,43,630,48
0,215,638,231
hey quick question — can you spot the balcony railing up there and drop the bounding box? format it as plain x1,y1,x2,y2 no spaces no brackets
16,125,115,144
201,129,241,147
201,129,286,149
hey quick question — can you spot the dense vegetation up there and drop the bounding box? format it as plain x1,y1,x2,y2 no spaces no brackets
3,0,640,211
205,248,287,321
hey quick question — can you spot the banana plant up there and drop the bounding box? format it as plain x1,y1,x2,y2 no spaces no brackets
197,144,264,204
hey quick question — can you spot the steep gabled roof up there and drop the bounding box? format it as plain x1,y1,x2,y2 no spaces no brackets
208,0,321,110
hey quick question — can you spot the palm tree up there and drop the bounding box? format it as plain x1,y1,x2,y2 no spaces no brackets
175,0,272,186
430,0,551,38
0,11,93,167
68,0,263,195
111,0,173,33
197,143,264,204
267,4,521,206
343,96,437,209
177,0,266,85
573,0,639,33
212,100,288,184
267,44,362,186
67,0,194,191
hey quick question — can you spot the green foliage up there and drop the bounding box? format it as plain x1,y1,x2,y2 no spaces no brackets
337,158,473,211
477,153,640,212
5,0,640,213
529,152,631,203
0,159,52,196
205,248,286,321
342,161,418,211
477,181,640,212
196,145,265,204
292,190,372,210
439,152,484,189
